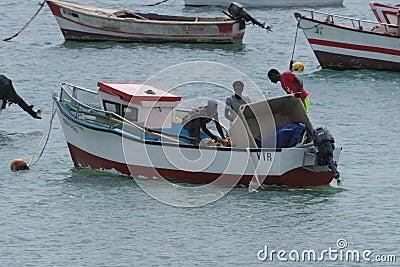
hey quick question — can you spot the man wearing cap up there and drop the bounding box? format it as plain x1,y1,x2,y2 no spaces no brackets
224,80,251,123
182,99,226,145
267,69,310,113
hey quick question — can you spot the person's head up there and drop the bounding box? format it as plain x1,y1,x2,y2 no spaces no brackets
232,80,244,95
267,69,281,83
206,99,218,116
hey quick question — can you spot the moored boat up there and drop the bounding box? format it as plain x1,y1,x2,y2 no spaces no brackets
184,0,343,7
54,80,341,188
295,10,400,71
45,0,248,43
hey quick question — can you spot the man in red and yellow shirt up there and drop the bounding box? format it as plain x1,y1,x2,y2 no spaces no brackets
267,69,310,113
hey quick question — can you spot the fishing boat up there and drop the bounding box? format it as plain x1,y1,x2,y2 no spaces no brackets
369,1,400,35
294,10,400,71
53,81,341,188
45,0,250,43
184,0,343,7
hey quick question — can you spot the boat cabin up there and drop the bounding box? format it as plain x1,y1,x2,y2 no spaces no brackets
97,81,181,128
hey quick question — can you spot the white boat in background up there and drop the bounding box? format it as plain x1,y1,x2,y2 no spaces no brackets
54,81,341,188
46,0,248,43
184,0,343,7
295,10,400,71
369,1,400,35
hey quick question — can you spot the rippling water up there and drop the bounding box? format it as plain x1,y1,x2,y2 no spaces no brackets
1,0,399,265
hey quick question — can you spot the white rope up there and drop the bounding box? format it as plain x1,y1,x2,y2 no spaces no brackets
3,0,46,41
28,103,56,166
246,147,261,192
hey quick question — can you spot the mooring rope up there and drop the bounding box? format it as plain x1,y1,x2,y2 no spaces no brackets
246,147,262,192
143,0,171,6
290,18,322,71
3,0,46,42
289,22,300,71
28,103,56,167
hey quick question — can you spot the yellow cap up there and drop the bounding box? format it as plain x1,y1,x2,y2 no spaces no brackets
293,61,304,72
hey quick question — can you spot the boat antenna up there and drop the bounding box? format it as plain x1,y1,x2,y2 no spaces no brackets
3,0,46,42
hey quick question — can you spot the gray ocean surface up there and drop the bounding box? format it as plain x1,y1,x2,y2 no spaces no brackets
1,0,399,266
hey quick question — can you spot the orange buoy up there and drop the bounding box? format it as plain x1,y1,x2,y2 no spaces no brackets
10,159,29,172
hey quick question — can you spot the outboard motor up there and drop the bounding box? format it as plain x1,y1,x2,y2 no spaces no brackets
226,2,272,31
312,127,341,184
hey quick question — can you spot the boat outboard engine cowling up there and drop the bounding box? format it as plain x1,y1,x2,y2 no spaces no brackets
227,2,271,30
312,127,341,184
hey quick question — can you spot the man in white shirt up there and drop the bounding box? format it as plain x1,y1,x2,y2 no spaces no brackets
224,80,251,123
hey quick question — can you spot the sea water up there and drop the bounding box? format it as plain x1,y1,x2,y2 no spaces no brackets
1,0,399,265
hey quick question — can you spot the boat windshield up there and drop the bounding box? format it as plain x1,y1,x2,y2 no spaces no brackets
58,83,143,138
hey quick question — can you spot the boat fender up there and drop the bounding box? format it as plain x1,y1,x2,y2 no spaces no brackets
10,159,29,172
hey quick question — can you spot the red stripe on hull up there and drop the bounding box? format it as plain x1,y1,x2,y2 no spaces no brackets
67,143,333,187
217,23,233,33
46,1,63,17
60,28,241,43
313,50,400,71
308,38,400,56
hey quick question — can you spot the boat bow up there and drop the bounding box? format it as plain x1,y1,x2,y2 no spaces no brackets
294,10,400,71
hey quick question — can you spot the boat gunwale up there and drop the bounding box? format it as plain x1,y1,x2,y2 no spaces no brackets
297,10,400,39
48,0,239,26
183,0,344,7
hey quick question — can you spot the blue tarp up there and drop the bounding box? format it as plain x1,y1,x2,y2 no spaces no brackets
258,123,306,148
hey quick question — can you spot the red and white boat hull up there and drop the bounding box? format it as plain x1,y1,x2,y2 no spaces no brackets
46,0,245,44
55,101,338,187
295,13,400,71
